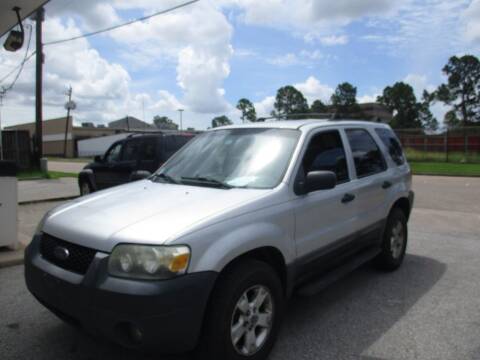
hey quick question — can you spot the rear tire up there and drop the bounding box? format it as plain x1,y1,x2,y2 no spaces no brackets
374,208,408,271
196,259,284,360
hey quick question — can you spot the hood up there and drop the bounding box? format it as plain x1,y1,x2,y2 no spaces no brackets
43,180,268,252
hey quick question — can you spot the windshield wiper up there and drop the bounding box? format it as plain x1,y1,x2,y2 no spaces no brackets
152,173,178,184
181,176,232,189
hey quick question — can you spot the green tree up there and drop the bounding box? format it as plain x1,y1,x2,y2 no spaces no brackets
419,90,439,132
331,82,358,113
444,110,461,129
418,103,438,132
377,82,422,128
236,98,257,123
310,99,327,113
211,115,233,128
271,85,309,119
153,116,178,130
433,55,480,125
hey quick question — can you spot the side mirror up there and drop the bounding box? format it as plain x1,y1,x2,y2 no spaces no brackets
298,171,336,195
94,155,103,163
130,170,152,181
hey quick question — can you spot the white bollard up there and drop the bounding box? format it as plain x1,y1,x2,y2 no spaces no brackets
40,157,48,174
0,161,18,250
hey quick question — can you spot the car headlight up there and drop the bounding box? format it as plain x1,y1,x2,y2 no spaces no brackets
108,244,190,280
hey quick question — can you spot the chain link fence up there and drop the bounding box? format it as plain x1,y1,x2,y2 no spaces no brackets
394,127,480,163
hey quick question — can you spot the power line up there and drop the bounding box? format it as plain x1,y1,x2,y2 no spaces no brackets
0,24,33,91
44,0,200,46
0,0,200,85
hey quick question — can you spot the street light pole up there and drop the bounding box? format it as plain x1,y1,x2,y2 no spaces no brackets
178,108,184,131
63,86,76,157
34,7,44,168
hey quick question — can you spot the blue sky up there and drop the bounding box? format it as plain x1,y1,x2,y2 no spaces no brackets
0,0,479,129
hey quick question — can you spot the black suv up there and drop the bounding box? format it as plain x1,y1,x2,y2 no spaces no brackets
78,132,195,195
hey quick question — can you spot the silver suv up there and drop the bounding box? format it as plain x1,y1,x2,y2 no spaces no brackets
25,120,413,360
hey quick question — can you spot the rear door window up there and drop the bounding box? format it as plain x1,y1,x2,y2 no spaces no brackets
374,128,405,166
141,138,157,161
346,128,387,178
121,139,141,161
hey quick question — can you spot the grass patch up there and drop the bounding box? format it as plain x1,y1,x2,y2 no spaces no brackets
18,170,77,180
410,162,480,177
404,148,480,163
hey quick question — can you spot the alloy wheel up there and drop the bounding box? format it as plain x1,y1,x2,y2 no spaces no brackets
230,285,274,356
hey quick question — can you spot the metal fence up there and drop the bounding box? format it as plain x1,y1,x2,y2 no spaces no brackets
1,130,32,169
394,127,480,163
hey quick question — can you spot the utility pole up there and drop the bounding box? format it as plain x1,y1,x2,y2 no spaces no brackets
63,86,76,157
34,7,44,168
178,108,184,131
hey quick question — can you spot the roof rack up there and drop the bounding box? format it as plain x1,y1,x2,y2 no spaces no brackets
256,113,337,122
124,129,200,138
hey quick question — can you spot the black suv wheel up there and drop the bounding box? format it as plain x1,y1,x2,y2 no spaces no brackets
197,259,284,360
375,207,408,271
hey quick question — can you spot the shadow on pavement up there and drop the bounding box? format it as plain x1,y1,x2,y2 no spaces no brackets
271,254,446,359
32,254,446,360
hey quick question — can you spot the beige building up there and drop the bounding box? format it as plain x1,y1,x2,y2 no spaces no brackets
6,117,121,158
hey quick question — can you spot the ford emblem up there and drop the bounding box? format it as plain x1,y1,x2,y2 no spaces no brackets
53,246,70,261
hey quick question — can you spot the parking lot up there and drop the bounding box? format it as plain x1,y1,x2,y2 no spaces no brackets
1,175,480,359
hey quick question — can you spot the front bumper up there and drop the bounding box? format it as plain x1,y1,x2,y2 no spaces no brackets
24,235,217,353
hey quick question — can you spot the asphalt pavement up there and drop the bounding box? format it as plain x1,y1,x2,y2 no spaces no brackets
1,176,480,359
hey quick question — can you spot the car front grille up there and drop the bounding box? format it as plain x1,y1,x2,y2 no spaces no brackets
40,233,97,274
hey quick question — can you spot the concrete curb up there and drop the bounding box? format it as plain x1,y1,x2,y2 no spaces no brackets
18,195,79,206
0,245,25,269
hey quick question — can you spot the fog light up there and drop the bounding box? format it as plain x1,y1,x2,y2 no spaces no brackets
129,324,143,344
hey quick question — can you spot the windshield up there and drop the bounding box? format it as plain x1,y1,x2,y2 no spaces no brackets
153,128,300,189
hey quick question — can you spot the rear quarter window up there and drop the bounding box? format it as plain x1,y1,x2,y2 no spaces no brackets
374,128,405,166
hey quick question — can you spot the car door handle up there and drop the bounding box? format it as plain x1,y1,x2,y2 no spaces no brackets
341,193,356,204
382,181,392,189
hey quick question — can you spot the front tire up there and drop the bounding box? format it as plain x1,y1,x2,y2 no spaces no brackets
79,180,93,196
196,259,284,360
375,208,408,271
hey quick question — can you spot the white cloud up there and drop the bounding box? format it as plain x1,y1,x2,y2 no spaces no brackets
299,50,325,60
0,17,186,127
403,74,436,99
363,0,472,61
254,96,275,117
46,0,120,30
267,53,301,67
358,94,379,103
268,50,328,67
109,0,233,113
294,76,334,105
318,35,348,46
176,45,232,113
225,0,405,42
464,0,480,43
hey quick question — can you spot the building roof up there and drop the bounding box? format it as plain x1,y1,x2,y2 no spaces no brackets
108,116,154,130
